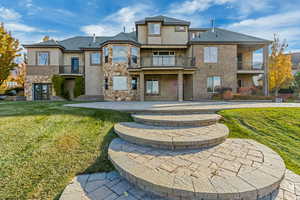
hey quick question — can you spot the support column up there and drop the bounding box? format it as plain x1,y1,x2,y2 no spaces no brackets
140,72,144,101
178,71,183,102
263,45,269,96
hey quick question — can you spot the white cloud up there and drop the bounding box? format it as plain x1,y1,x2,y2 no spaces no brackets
169,0,234,14
0,7,21,21
169,0,271,17
226,11,300,42
81,3,155,36
81,24,120,36
5,23,38,32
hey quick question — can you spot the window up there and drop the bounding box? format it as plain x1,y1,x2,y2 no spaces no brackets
71,57,79,73
112,46,128,63
130,47,138,65
90,52,101,65
207,76,221,93
146,79,159,95
153,51,175,66
113,76,128,90
104,78,109,90
131,77,137,90
204,47,218,63
37,52,49,65
148,23,160,35
103,47,109,63
175,26,186,32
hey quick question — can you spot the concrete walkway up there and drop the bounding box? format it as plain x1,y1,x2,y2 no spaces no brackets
60,169,300,200
66,101,300,113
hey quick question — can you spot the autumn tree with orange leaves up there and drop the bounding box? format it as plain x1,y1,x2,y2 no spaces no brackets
0,23,21,86
268,34,293,97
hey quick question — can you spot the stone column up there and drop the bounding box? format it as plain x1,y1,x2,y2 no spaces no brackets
178,71,183,102
140,72,145,101
263,45,269,96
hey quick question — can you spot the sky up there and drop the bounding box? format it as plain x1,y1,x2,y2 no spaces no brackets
1,0,300,55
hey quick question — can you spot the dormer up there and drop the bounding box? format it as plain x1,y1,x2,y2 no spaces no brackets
135,15,190,45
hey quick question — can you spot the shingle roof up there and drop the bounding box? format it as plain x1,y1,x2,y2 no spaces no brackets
190,28,270,44
135,15,190,25
23,32,138,51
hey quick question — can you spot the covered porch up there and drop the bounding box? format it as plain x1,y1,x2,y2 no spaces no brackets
129,68,194,101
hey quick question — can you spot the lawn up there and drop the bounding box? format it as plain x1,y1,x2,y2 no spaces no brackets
1,103,300,200
219,107,300,175
0,101,132,200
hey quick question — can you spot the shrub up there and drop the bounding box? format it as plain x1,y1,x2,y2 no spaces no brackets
51,75,65,97
74,77,85,98
232,94,274,100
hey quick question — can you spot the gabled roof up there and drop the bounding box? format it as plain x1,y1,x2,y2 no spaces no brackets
190,28,271,44
135,15,190,26
23,32,138,51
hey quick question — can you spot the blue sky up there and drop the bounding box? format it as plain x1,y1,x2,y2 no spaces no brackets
1,0,300,53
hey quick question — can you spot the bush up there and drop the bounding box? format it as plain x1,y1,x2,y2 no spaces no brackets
51,75,65,97
74,77,85,98
232,94,274,100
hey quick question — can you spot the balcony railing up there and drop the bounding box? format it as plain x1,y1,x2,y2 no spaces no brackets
237,61,264,70
59,65,84,75
139,56,196,68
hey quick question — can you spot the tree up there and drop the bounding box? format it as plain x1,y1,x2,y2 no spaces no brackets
268,34,293,96
0,23,21,86
43,36,50,42
15,63,26,88
293,72,300,97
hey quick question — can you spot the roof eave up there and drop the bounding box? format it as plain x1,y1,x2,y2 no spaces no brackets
22,44,65,50
188,41,271,45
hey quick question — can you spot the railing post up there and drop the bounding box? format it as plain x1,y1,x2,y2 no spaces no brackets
263,45,269,96
140,72,145,101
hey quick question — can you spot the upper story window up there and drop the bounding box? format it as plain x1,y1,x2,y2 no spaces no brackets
204,47,218,63
207,76,221,93
131,47,138,65
37,52,49,65
103,47,109,63
90,52,101,65
148,23,160,35
153,51,175,66
112,46,128,63
175,26,186,32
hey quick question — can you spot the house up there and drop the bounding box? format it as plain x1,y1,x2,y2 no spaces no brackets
23,15,270,101
289,52,300,75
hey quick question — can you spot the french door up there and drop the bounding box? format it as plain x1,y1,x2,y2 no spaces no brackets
33,84,51,100
71,57,79,73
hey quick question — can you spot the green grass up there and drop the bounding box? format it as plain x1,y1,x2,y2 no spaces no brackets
0,101,132,200
219,107,300,175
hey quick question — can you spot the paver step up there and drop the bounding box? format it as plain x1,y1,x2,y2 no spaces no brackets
114,122,228,150
132,113,222,127
109,138,286,200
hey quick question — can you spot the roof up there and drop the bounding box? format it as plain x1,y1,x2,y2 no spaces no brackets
135,15,190,26
23,32,138,51
190,28,271,44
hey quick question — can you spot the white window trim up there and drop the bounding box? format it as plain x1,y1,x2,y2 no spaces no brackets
204,47,218,63
207,76,221,93
113,76,128,91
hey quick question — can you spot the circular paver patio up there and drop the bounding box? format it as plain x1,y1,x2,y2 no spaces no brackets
114,122,228,149
132,114,222,127
109,138,286,200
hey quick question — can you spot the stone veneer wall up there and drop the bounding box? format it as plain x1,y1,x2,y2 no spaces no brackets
24,75,55,101
102,44,140,101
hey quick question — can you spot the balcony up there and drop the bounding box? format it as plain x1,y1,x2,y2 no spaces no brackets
133,56,196,69
237,61,265,74
59,65,84,76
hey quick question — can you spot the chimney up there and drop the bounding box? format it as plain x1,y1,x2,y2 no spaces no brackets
123,26,126,33
93,33,96,43
211,18,215,33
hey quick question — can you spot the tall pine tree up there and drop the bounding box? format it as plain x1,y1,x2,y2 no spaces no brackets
0,23,21,85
